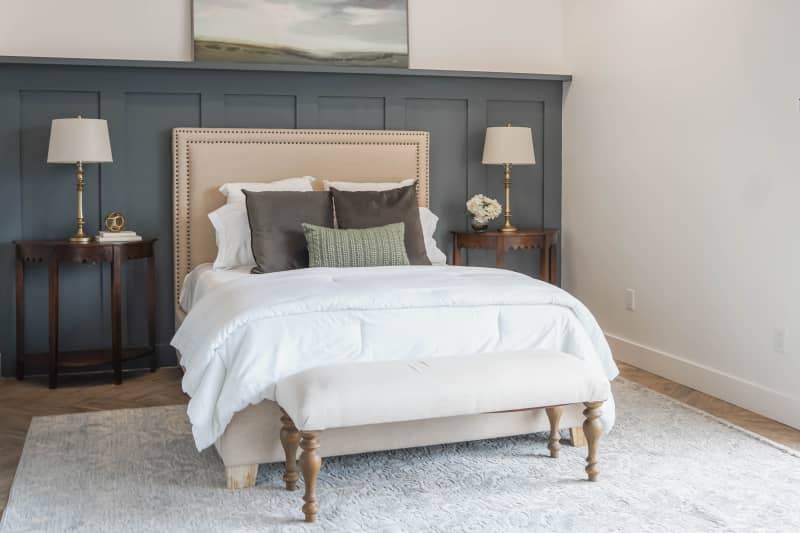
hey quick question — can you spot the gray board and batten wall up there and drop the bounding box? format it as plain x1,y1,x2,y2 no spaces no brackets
0,56,570,377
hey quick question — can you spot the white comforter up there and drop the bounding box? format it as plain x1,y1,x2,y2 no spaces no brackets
172,266,619,450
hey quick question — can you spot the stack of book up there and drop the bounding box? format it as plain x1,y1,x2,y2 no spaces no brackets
95,230,142,243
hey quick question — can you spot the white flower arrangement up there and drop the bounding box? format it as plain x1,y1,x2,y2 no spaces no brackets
466,194,502,223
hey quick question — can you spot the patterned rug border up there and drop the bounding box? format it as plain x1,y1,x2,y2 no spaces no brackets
614,378,800,459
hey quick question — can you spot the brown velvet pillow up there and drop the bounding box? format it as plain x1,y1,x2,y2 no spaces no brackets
330,183,430,265
244,190,333,273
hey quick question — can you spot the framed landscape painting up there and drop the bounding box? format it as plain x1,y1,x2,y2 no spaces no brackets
193,0,409,68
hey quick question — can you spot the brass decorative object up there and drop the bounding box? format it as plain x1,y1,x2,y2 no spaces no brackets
104,212,127,233
481,124,536,233
46,116,113,244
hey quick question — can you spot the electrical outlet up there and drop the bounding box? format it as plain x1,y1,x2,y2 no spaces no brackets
774,328,786,354
625,289,636,311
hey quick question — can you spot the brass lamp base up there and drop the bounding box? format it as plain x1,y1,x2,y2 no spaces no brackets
68,161,92,244
500,163,518,232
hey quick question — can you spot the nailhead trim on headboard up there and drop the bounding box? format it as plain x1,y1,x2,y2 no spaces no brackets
171,128,431,324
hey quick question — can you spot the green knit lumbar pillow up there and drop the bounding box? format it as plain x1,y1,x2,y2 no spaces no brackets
302,222,410,268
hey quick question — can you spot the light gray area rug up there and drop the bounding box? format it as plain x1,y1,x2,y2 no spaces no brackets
2,379,798,533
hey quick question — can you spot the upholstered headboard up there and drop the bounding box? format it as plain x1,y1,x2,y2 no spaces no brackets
171,128,430,320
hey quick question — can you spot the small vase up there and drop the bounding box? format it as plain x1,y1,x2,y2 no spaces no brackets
470,217,489,232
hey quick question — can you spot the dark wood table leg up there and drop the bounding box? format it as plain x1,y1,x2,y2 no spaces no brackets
111,248,122,385
550,243,559,286
495,238,505,268
452,236,462,266
540,244,551,283
47,258,59,389
147,254,157,372
15,253,24,380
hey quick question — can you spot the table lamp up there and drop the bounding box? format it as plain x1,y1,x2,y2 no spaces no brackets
47,116,113,243
481,124,535,232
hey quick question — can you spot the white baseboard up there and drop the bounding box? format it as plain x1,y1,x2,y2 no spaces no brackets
607,333,800,430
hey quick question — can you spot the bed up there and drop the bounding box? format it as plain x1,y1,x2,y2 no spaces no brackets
170,128,618,489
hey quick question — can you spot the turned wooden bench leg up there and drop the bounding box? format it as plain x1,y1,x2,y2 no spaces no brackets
569,426,587,447
583,401,603,481
280,412,300,491
544,406,563,458
300,431,322,523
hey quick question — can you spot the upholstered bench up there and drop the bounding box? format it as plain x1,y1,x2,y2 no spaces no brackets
274,350,610,522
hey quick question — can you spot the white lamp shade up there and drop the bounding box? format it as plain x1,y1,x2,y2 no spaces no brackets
47,117,113,164
481,126,535,165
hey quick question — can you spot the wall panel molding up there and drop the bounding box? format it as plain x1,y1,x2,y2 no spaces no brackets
223,94,296,129
0,88,22,375
318,96,385,130
0,60,564,376
405,97,469,252
200,91,224,128
19,90,105,353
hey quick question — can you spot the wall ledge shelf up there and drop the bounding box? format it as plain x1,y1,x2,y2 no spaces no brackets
0,55,572,82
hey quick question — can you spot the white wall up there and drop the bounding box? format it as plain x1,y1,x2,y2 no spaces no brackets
0,0,194,61
0,0,565,73
409,0,564,73
562,0,800,428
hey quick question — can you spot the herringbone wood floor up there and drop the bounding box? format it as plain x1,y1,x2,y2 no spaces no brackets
0,368,188,516
1,363,798,516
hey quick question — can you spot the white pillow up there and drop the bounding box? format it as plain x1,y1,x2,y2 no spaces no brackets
322,178,415,191
208,203,255,270
219,176,314,204
418,207,448,266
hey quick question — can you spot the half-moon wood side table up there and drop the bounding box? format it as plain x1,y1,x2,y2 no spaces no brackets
451,229,560,285
14,239,158,388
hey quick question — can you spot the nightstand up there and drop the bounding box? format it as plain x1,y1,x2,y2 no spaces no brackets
14,239,158,388
451,229,560,285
